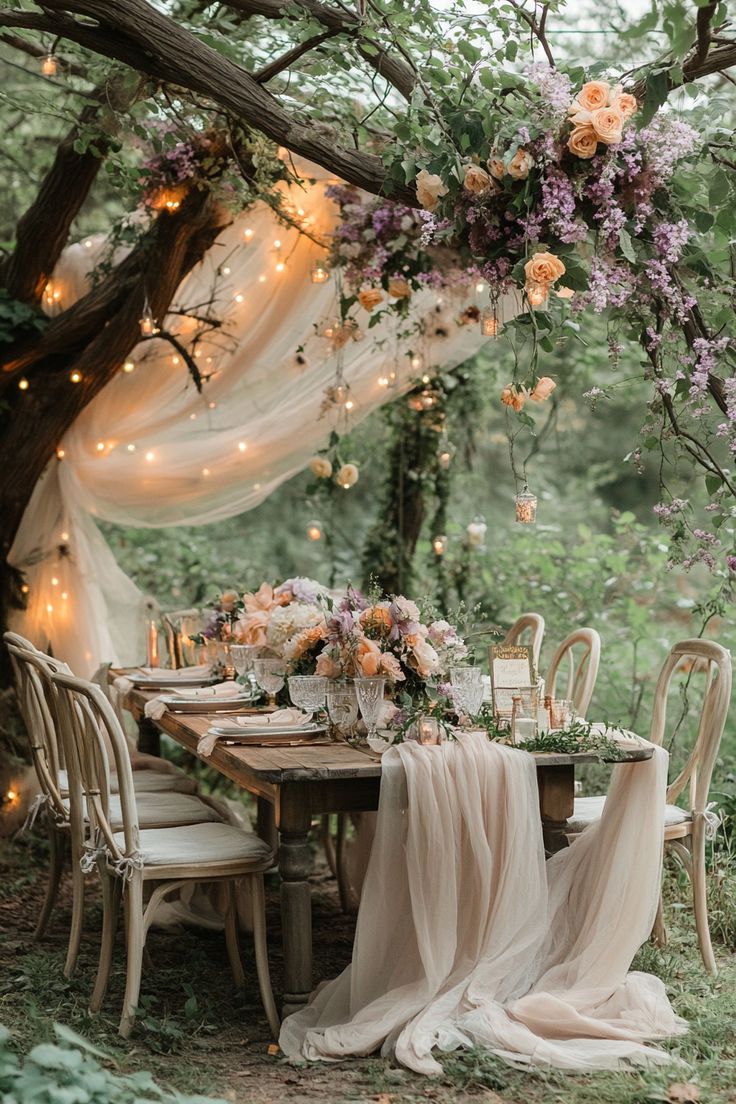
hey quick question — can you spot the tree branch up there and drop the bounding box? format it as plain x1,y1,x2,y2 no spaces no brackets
0,70,145,304
632,41,736,99
253,29,336,84
0,0,412,201
696,3,718,62
504,0,555,68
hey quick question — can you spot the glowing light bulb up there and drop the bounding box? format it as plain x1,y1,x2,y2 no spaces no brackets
258,275,266,284
61,591,68,600
60,531,70,542
126,444,136,452
46,603,54,614
222,266,231,275
70,370,82,383
20,584,29,595
234,293,244,302
202,467,210,477
51,576,59,586
273,239,282,249
238,441,247,452
123,361,135,373
96,441,105,452
189,413,197,420
172,356,180,365
378,375,390,387
421,374,431,384
41,53,58,76
84,239,93,249
410,353,424,371
345,399,355,411
275,261,286,273
475,281,485,293
243,228,254,241
56,448,65,459
432,534,448,556
18,377,29,391
306,521,322,541
145,450,155,462
208,401,216,409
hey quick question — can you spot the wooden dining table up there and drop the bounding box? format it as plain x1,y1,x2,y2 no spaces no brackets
111,673,654,1016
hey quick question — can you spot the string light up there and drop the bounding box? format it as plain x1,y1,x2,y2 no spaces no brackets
258,275,267,284
208,401,216,409
61,591,69,600
202,467,210,477
51,576,59,586
306,520,322,541
139,297,159,336
18,377,29,391
126,444,136,452
44,282,62,306
70,370,82,384
20,583,29,595
145,450,155,462
410,353,424,371
275,261,286,273
172,356,180,365
432,534,448,556
123,361,135,373
60,531,70,542
238,441,247,452
222,266,231,275
234,293,244,302
5,788,18,803
345,398,355,411
243,228,254,242
56,447,65,459
475,281,486,293
96,442,105,452
189,413,197,421
41,53,58,76
377,375,390,387
84,239,93,249
273,239,282,249
46,603,54,614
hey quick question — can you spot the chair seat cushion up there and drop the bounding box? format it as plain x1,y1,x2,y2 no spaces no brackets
568,795,690,834
65,793,221,829
112,822,273,867
59,768,197,795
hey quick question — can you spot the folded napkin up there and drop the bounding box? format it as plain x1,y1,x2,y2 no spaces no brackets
144,681,242,720
197,707,313,756
115,664,212,697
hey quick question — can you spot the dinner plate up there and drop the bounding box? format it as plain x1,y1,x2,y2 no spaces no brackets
208,723,326,738
158,696,262,713
130,675,219,689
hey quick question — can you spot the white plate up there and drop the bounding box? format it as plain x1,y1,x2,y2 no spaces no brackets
159,696,259,714
209,723,325,738
131,675,218,689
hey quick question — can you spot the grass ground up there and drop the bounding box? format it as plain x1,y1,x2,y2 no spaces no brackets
1,823,735,1104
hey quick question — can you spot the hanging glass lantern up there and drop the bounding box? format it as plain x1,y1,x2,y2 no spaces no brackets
480,305,501,337
321,316,341,340
466,515,488,549
41,53,58,76
432,534,448,556
409,352,424,372
310,259,331,284
438,440,456,470
306,520,323,542
139,297,159,337
515,483,538,524
526,282,549,310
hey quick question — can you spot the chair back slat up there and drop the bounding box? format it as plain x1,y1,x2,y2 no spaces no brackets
545,628,601,719
649,639,732,814
6,643,67,818
50,672,140,861
502,613,545,670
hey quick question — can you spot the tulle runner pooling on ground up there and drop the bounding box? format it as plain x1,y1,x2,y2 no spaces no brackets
280,732,686,1074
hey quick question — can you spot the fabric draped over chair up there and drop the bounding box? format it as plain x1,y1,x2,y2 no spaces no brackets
280,732,686,1075
9,169,496,676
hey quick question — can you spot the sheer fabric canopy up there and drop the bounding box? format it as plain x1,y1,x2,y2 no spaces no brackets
10,172,495,675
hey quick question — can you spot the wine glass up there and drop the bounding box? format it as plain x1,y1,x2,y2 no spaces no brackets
353,676,385,742
288,675,327,715
230,644,261,694
252,658,286,708
326,680,359,740
450,666,484,722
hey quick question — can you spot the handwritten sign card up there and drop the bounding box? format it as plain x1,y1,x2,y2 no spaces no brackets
490,644,534,716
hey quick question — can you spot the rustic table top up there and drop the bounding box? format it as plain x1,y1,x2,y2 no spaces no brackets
112,672,654,786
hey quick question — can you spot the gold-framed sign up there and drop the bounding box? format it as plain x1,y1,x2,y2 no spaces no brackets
489,644,534,717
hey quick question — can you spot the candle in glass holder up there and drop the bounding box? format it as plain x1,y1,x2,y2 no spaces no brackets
418,716,441,745
310,260,330,284
526,282,549,309
41,53,58,76
515,483,537,524
432,534,448,556
480,305,501,337
146,620,160,668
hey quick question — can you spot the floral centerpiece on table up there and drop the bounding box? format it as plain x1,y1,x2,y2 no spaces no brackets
233,577,329,656
284,586,470,714
193,589,243,643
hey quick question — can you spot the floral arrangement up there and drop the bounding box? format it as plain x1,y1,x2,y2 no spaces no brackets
232,578,328,651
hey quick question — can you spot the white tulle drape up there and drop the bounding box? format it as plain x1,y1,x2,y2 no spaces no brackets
9,174,492,675
280,733,686,1075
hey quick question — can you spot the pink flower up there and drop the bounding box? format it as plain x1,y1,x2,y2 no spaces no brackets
316,653,341,678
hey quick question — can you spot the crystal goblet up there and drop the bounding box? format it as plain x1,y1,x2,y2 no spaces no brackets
230,644,261,693
450,666,484,721
353,676,385,742
252,658,286,708
326,680,359,741
288,675,327,715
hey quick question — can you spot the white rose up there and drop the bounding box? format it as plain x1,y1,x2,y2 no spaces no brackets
309,456,332,479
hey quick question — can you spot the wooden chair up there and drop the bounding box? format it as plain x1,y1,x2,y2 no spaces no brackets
567,639,732,973
50,669,280,1038
8,642,225,977
502,612,545,670
545,627,601,719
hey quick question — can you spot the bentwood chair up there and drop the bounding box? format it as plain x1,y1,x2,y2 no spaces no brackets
567,639,732,973
7,640,221,977
502,612,546,671
544,627,601,719
51,670,280,1038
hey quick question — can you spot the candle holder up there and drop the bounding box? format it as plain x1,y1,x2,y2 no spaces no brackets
310,260,331,284
515,483,538,524
480,305,502,337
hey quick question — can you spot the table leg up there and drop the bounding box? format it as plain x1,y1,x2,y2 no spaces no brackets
136,714,160,757
537,764,574,855
276,784,312,1016
257,796,278,857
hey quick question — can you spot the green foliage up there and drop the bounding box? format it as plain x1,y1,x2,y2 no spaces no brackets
0,289,47,348
0,1023,225,1104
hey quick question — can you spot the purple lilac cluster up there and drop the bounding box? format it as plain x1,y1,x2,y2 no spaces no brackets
639,116,700,187
652,219,691,264
326,184,426,291
539,168,587,243
527,62,573,117
141,137,208,200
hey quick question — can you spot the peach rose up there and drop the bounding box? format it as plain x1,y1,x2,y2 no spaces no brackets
609,85,637,119
336,463,359,488
315,653,341,679
360,605,392,634
590,106,624,145
487,156,506,180
507,148,534,180
388,277,411,299
379,652,405,682
408,638,440,679
309,456,332,479
574,80,610,113
415,168,448,212
567,125,598,159
556,286,575,300
530,377,557,402
463,163,492,195
501,385,527,413
358,288,384,311
359,650,381,677
524,252,566,286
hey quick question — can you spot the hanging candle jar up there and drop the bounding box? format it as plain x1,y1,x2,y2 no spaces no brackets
139,298,159,337
526,282,549,310
438,439,456,470
432,534,448,556
480,305,501,337
41,53,58,76
306,519,323,542
311,259,331,284
515,483,538,524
